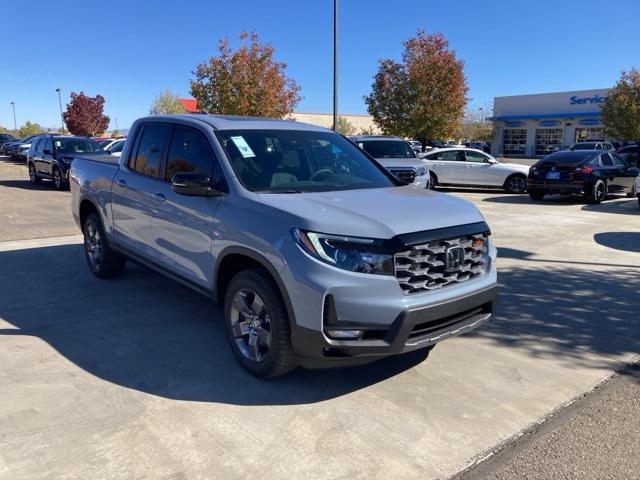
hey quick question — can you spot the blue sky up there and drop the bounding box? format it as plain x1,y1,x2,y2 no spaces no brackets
1,0,639,130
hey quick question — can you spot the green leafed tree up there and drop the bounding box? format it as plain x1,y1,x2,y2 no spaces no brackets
335,116,356,136
149,89,188,115
601,68,640,142
18,121,43,137
364,30,468,144
190,31,302,118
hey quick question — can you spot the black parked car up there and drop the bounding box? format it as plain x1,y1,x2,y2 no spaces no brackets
0,133,16,154
28,135,105,190
527,150,639,204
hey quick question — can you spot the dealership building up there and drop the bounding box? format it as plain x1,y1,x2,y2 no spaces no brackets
491,88,610,157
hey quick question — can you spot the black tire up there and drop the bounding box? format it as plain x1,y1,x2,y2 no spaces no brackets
224,268,297,378
53,167,68,191
628,183,637,198
586,179,606,204
82,213,126,279
28,163,41,185
504,174,527,194
429,171,438,189
528,189,545,201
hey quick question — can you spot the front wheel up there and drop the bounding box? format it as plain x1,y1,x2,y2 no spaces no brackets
224,268,297,378
428,171,438,189
28,164,41,185
586,180,606,204
504,174,527,194
53,167,68,191
83,213,126,279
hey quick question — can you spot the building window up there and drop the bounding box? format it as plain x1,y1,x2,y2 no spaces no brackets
575,127,604,142
535,129,563,156
502,129,527,155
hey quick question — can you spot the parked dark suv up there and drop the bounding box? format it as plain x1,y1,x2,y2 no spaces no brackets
0,133,16,154
527,150,639,204
28,135,104,190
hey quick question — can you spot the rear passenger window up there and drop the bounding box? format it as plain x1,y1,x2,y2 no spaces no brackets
130,124,171,177
600,153,613,166
437,150,464,161
165,127,221,182
611,154,626,167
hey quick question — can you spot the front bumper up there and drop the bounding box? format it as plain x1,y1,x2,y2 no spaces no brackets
292,284,496,367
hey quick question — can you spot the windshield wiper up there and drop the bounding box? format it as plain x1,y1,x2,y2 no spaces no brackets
256,189,304,194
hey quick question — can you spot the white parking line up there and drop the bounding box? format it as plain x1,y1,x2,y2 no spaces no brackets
0,234,83,252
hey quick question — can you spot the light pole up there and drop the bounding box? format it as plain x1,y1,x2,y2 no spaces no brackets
55,88,65,134
332,0,338,131
10,101,17,132
115,118,119,134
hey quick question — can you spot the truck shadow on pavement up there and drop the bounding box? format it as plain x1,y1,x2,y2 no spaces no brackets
1,243,638,405
0,179,55,191
0,244,430,405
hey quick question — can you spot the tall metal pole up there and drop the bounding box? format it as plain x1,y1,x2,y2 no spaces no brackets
115,118,119,134
10,102,17,131
56,88,65,134
332,0,338,131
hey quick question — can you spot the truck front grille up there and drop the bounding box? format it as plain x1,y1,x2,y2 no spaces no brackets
388,168,416,184
394,233,489,294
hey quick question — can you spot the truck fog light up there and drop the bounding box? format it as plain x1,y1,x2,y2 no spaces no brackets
325,329,364,339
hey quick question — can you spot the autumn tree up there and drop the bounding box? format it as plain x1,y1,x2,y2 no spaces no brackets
365,30,468,145
149,89,188,115
190,31,302,118
601,69,640,142
335,116,356,136
63,92,110,137
18,121,43,137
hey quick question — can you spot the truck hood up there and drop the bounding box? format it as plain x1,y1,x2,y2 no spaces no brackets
257,186,485,238
373,157,426,169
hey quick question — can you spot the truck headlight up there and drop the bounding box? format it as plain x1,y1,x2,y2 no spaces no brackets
293,229,394,275
416,166,427,176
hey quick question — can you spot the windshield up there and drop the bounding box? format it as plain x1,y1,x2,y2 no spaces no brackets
359,140,416,159
109,140,125,153
216,129,396,193
55,138,103,154
98,139,112,148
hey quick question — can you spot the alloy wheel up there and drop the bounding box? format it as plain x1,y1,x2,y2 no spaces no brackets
230,288,272,362
85,222,104,270
508,175,526,193
595,182,606,202
54,170,62,189
29,165,36,182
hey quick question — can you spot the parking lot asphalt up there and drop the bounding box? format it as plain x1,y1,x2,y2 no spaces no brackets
0,156,639,479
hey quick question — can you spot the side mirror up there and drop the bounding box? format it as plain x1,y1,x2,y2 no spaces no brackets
43,149,52,155
171,173,224,196
486,157,497,164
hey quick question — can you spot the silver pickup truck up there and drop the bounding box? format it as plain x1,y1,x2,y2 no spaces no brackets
70,114,497,378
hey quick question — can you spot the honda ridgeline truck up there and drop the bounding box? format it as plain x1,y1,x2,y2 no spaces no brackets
70,115,497,378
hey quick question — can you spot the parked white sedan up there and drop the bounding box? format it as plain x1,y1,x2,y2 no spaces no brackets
423,148,530,193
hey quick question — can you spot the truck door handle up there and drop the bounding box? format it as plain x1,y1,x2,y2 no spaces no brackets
153,193,166,201
117,179,127,186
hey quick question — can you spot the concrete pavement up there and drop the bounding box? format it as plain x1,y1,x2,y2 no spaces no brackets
0,156,639,479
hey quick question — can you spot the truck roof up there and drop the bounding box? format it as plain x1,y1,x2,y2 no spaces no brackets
139,114,329,132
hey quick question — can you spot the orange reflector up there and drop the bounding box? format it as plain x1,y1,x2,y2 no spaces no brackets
472,238,485,248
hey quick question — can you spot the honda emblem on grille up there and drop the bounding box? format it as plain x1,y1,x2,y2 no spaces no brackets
445,246,465,272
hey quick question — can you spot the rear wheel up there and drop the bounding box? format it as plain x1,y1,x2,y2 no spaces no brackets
224,268,297,378
504,174,527,194
83,213,126,279
28,163,41,185
528,189,545,201
628,183,637,198
586,180,606,204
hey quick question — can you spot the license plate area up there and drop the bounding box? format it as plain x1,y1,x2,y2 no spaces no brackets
546,171,561,180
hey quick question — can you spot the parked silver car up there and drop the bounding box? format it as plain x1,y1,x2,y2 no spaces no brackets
70,115,497,378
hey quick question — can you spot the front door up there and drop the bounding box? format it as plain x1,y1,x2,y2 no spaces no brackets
610,153,639,193
148,125,224,288
462,150,498,185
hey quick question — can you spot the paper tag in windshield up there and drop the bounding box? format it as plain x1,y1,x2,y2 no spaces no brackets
55,141,61,147
230,136,256,158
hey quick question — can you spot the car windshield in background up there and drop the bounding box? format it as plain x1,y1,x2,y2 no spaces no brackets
216,129,395,193
109,141,125,152
97,139,112,148
56,138,103,154
571,143,598,150
360,140,415,159
540,151,595,165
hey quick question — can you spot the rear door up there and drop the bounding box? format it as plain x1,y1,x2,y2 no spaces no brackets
110,123,171,258
147,125,224,287
610,153,638,192
38,137,54,175
425,149,466,183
